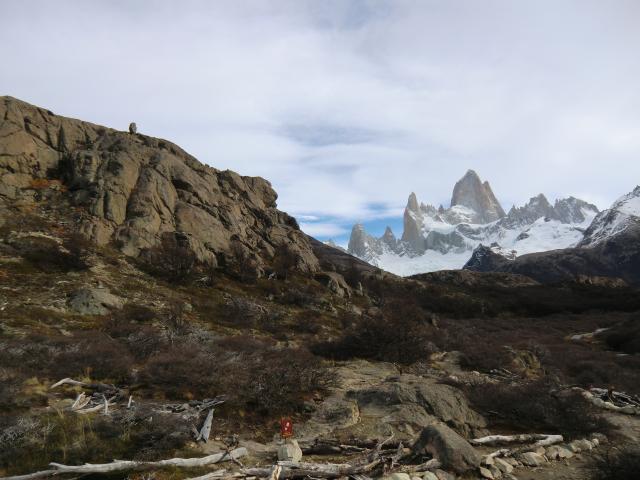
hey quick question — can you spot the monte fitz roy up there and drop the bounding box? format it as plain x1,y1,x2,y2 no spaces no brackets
346,169,606,276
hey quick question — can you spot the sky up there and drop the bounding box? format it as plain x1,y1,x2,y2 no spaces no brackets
2,1,639,246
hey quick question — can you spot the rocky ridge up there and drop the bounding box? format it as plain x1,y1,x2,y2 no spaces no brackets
0,96,319,274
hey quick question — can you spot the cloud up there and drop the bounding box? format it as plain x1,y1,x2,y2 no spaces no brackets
2,0,639,245
299,221,349,238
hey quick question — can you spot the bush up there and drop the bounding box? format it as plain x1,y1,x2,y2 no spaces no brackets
140,233,197,283
238,347,336,416
604,317,640,354
138,341,225,399
313,300,438,365
465,380,613,439
273,243,299,280
51,334,134,383
139,338,335,416
20,232,92,271
589,447,640,480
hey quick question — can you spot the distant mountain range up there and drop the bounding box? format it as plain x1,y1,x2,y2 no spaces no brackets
464,185,640,285
347,170,602,276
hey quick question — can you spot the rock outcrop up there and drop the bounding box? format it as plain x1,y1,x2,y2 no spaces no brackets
0,96,319,273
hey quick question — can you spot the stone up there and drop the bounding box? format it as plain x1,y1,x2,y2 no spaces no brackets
434,470,456,480
533,446,546,456
489,465,502,479
277,439,302,462
382,474,410,480
68,287,123,315
479,466,494,479
482,456,495,466
412,423,481,474
314,271,351,298
546,445,573,460
516,452,545,467
422,473,439,480
591,433,608,444
493,458,513,474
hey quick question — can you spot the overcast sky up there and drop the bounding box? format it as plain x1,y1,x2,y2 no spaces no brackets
2,1,639,245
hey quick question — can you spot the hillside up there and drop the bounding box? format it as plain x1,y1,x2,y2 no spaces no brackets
1,98,639,480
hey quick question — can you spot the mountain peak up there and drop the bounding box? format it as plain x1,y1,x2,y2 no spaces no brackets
407,192,419,212
450,170,506,223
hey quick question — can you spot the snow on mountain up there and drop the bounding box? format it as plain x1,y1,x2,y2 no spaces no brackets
347,171,599,276
579,186,640,247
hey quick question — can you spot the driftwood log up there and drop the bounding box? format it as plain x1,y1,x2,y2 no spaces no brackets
478,434,563,459
242,459,382,479
1,448,247,480
196,408,215,442
471,434,562,447
51,377,122,395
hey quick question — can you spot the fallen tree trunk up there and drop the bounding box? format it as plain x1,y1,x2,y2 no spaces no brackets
471,434,561,446
301,437,400,455
196,408,215,442
1,448,248,480
580,389,639,415
51,377,120,394
485,434,563,459
242,459,382,479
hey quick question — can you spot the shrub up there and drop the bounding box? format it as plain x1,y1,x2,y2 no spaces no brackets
238,347,336,416
51,334,134,383
139,338,335,417
20,232,92,271
603,317,640,354
138,343,222,399
273,243,298,280
227,239,260,283
465,380,613,439
313,300,438,365
588,447,640,480
140,233,197,283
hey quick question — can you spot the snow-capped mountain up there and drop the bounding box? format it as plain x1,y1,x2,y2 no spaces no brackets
347,170,599,276
579,186,640,247
463,185,640,285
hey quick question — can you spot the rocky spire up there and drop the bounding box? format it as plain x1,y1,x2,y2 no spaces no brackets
450,170,506,223
407,192,419,212
347,223,369,258
401,193,425,253
381,226,397,249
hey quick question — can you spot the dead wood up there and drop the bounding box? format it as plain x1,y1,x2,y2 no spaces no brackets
1,448,247,480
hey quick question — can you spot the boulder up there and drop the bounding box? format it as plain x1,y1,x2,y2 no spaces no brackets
571,439,594,451
516,451,545,467
422,473,439,480
277,439,302,462
314,271,351,297
479,466,494,479
68,287,123,315
434,470,456,480
412,423,481,474
545,445,573,460
382,474,411,480
493,458,513,474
